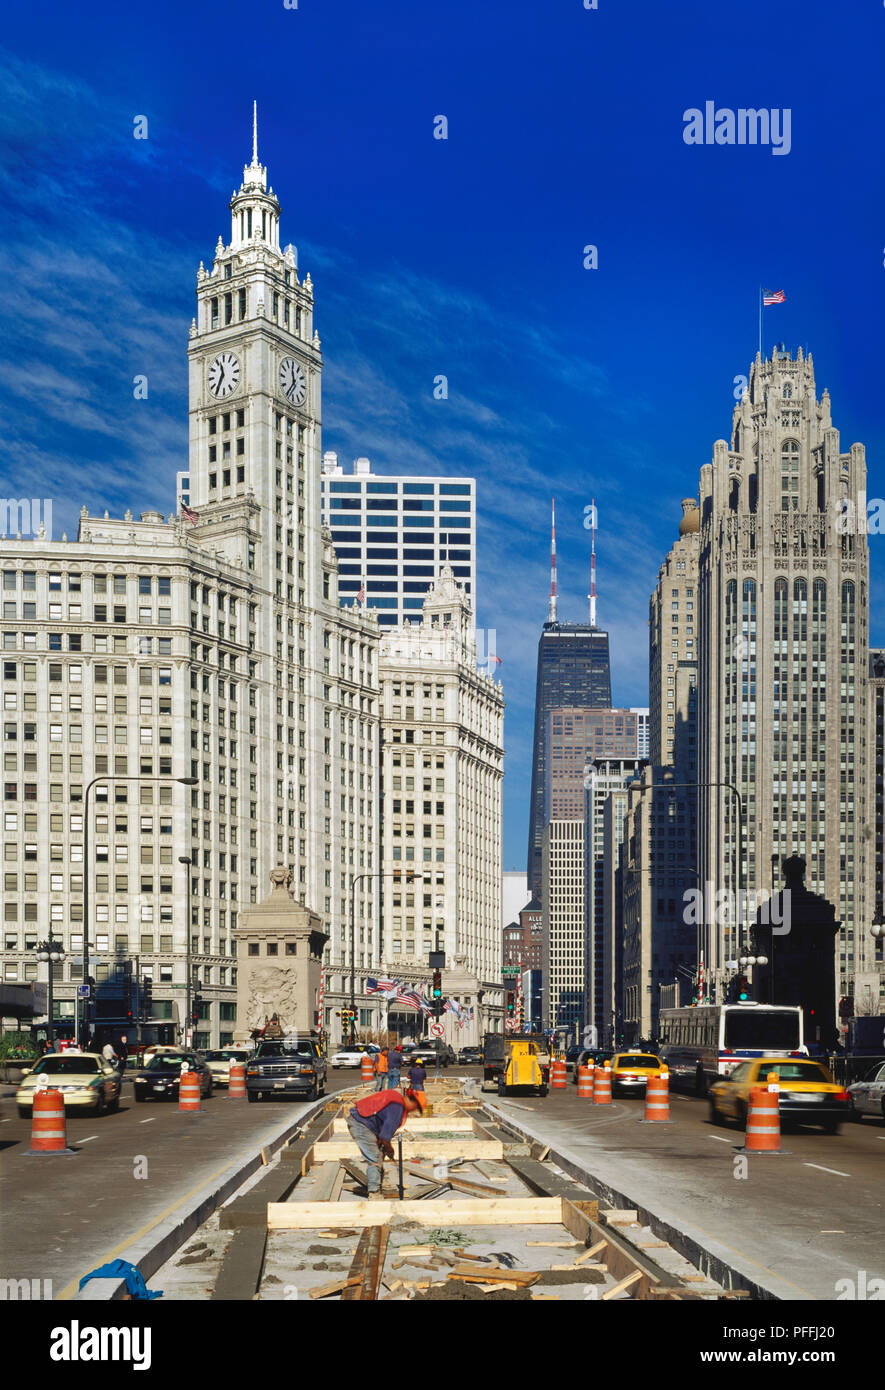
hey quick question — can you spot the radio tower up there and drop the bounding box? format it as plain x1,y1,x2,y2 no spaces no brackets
548,498,558,623
588,497,597,628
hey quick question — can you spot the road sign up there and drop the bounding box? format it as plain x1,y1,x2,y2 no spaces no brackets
429,1021,444,1038
77,985,90,999
505,1018,518,1031
502,966,519,977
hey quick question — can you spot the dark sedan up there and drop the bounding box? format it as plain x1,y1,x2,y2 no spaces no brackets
133,1051,214,1102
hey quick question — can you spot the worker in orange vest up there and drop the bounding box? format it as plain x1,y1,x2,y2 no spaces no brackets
374,1047,389,1091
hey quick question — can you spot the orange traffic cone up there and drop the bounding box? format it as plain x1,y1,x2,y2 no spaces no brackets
640,1072,673,1123
28,1086,75,1155
550,1057,567,1090
577,1064,595,1099
178,1068,202,1113
360,1054,375,1085
593,1064,612,1105
741,1073,785,1154
228,1062,246,1099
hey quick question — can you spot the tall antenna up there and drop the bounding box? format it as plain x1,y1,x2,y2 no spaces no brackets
548,498,558,623
252,100,258,164
589,497,597,628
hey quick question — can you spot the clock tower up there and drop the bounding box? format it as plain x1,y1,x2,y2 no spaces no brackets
185,108,381,1001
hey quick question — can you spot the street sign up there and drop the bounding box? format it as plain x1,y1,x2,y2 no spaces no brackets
502,966,520,977
77,985,90,999
429,1021,444,1038
505,1018,518,1031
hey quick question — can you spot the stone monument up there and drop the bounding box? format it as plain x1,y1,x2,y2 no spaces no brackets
232,867,328,1045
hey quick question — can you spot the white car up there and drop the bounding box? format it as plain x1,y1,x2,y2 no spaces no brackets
329,1043,380,1069
848,1061,885,1121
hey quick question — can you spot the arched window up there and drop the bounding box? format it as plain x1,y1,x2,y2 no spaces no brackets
781,440,800,511
783,382,793,399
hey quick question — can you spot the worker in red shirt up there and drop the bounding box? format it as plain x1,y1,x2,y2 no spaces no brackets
347,1086,427,1198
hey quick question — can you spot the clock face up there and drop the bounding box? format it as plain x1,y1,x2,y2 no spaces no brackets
208,352,240,398
279,358,307,406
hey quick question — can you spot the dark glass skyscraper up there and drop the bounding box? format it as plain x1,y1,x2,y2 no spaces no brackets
527,622,612,900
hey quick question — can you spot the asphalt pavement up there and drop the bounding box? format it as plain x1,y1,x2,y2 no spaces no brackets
488,1080,885,1300
0,1069,358,1300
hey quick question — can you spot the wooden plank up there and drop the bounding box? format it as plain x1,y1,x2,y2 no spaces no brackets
574,1241,607,1265
601,1270,643,1301
341,1224,390,1301
310,1163,345,1203
447,1268,540,1287
339,1157,369,1189
329,1166,346,1203
313,1139,503,1162
406,1164,501,1198
331,1116,474,1134
526,1241,579,1248
309,1275,362,1300
602,1209,638,1225
268,1197,562,1231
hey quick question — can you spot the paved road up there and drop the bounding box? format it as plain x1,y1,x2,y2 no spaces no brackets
0,1069,359,1300
488,1079,885,1300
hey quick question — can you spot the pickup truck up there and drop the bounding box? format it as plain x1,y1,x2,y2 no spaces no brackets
245,1035,326,1102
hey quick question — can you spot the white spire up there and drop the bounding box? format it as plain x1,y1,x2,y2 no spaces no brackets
253,100,258,164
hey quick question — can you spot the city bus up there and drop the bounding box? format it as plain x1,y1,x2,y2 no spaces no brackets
658,1002,804,1093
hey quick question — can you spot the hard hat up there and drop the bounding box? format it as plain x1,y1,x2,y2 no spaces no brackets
406,1087,428,1112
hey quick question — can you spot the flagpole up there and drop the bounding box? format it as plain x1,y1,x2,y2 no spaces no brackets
758,285,762,359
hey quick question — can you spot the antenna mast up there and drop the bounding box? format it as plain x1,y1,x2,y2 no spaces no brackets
548,498,558,623
589,497,597,628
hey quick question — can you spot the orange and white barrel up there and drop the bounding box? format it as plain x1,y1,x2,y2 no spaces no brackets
228,1062,246,1099
577,1064,595,1099
550,1057,567,1090
178,1068,202,1113
593,1064,612,1105
360,1054,375,1085
30,1086,68,1153
644,1072,670,1122
743,1075,782,1153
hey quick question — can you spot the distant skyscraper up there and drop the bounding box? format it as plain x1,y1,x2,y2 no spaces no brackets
527,506,613,898
321,454,476,629
545,707,645,821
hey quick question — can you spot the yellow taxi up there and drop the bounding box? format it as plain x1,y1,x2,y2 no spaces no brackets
708,1057,851,1134
609,1051,666,1095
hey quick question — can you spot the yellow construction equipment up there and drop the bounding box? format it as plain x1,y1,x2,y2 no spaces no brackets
498,1039,547,1098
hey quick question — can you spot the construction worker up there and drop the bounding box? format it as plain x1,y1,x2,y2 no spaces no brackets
408,1056,427,1093
346,1087,427,1198
387,1044,404,1091
374,1047,389,1092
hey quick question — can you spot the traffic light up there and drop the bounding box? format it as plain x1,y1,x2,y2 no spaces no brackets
191,992,203,1027
506,991,515,1016
432,971,442,999
729,975,750,1003
142,979,152,1018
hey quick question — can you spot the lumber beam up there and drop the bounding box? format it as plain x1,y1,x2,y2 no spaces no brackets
313,1139,502,1162
341,1225,390,1301
267,1197,562,1230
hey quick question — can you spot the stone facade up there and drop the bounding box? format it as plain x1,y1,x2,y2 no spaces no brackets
233,867,327,1042
697,349,869,996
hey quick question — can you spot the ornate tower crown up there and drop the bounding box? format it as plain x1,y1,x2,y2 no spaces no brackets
229,102,282,253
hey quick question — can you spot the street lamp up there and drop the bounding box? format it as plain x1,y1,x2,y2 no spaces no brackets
179,856,193,1045
79,773,198,1046
34,931,66,1050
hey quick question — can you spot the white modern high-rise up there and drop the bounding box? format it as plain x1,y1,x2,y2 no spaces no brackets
321,455,476,631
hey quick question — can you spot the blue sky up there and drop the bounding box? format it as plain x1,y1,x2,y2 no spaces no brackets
2,0,884,869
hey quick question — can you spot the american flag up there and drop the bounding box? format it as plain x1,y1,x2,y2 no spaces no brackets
358,580,366,606
762,289,786,306
366,976,399,998
180,503,200,525
396,986,424,1010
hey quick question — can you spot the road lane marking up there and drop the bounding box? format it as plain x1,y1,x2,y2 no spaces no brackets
139,1118,156,1123
78,1136,99,1143
804,1163,850,1177
707,1135,732,1143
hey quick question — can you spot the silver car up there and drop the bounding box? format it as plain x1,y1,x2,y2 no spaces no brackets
848,1061,885,1121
